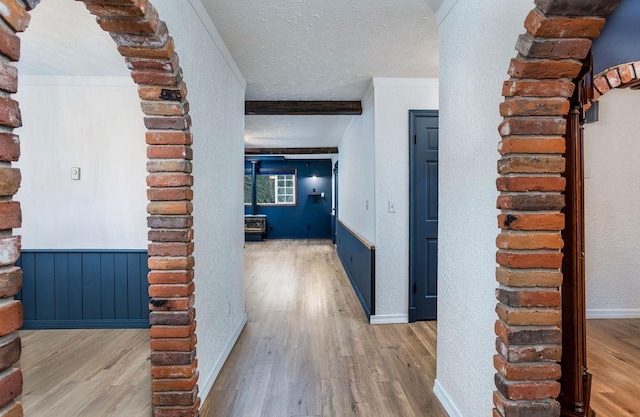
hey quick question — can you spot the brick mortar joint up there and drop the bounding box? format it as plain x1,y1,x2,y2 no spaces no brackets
498,191,564,196
497,303,560,312
497,249,562,254
0,332,17,347
497,286,560,292
506,76,576,83
497,152,566,158
498,173,564,178
498,266,562,273
0,366,16,379
512,55,583,65
495,355,562,367
501,96,569,101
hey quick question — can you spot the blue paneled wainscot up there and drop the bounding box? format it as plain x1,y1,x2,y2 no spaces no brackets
16,250,150,329
336,221,375,319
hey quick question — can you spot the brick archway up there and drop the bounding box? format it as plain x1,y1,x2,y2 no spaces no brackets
494,1,628,416
0,1,198,416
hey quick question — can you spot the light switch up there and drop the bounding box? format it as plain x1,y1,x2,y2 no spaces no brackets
388,200,397,213
71,167,81,180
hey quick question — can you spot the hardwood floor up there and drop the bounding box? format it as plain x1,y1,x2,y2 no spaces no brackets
19,328,151,416
17,241,640,416
587,319,640,417
201,239,447,417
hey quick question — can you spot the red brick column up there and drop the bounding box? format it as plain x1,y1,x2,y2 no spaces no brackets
0,1,200,416
494,1,619,416
80,1,200,416
0,2,31,416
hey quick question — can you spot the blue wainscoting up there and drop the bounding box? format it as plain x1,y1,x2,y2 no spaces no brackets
245,159,333,239
336,220,375,319
15,250,150,329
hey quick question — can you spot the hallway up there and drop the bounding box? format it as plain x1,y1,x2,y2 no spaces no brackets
201,239,447,417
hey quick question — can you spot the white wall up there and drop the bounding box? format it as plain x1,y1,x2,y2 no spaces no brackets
435,1,533,416
584,88,640,318
372,78,438,321
15,77,147,249
16,0,247,402
337,84,376,243
154,0,247,399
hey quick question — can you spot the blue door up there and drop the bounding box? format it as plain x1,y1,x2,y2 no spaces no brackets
409,110,438,321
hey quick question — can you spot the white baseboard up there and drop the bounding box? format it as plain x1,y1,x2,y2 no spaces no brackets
369,314,408,324
198,312,247,398
586,309,640,319
433,379,462,417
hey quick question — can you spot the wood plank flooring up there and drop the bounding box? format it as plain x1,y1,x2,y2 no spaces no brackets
16,240,640,416
19,328,151,416
587,319,640,417
201,239,447,417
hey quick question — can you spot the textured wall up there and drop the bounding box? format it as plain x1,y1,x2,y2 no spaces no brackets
584,88,640,317
15,77,147,249
338,85,376,244
436,1,532,415
372,78,439,320
154,0,247,399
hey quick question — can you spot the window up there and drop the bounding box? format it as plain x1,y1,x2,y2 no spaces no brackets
244,172,297,206
275,174,295,204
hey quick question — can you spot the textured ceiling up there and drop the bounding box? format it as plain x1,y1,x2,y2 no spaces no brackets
245,115,355,148
200,0,438,100
15,0,440,149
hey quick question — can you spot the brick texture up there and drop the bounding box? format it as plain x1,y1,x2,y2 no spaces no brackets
0,301,22,337
75,1,200,414
0,167,21,196
0,1,30,32
494,4,624,413
0,236,21,267
0,399,23,417
0,336,21,372
0,368,21,408
0,267,22,298
0,132,19,161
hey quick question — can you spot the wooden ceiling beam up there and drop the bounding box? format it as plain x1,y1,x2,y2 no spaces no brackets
245,101,362,115
245,147,338,155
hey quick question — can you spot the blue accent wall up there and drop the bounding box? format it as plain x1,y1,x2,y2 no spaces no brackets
245,159,333,239
336,221,375,319
15,250,150,329
592,0,640,74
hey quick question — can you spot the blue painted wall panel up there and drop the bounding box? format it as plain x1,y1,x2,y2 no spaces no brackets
54,253,69,320
36,253,56,320
101,253,116,320
336,221,375,318
82,253,102,320
114,253,129,320
127,253,143,320
15,250,149,329
68,253,83,320
245,159,333,239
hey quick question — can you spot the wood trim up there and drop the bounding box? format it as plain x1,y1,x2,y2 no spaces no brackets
245,147,338,155
337,219,375,250
245,101,362,115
